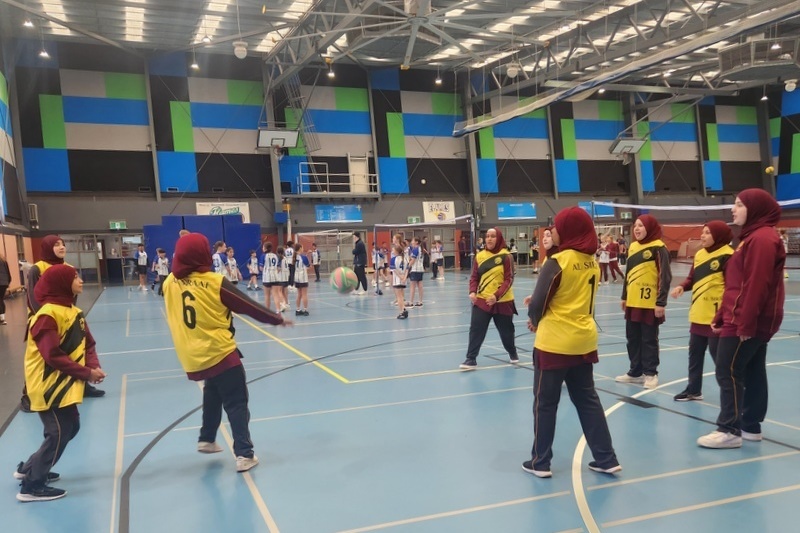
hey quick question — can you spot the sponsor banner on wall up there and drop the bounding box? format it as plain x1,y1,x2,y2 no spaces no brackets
196,202,251,223
422,201,456,223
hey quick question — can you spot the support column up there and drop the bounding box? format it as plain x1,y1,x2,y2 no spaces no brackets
460,78,482,228
756,97,776,196
623,93,644,204
143,62,161,202
365,74,381,195
264,85,285,245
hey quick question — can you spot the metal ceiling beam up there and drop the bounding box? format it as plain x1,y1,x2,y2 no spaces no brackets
466,0,798,105
0,0,140,55
455,0,800,136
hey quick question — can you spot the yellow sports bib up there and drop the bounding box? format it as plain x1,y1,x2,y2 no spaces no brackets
625,240,666,309
688,245,733,325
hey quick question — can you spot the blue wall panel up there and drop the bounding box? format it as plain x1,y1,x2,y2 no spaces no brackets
370,69,400,91
378,157,409,194
157,151,198,192
62,96,149,125
554,159,580,193
402,114,459,137
573,120,623,141
182,215,225,247
777,173,800,201
493,118,548,139
477,159,498,193
703,160,723,191
0,100,10,135
716,124,758,143
190,103,261,129
648,122,697,142
23,148,70,191
640,160,655,193
306,110,371,134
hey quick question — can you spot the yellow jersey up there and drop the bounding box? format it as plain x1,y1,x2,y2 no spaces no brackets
625,239,666,309
474,249,514,302
688,245,733,325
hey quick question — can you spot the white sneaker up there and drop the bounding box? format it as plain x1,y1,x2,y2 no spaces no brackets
697,431,742,449
357,289,367,296
385,281,391,287
742,431,763,442
615,373,645,384
643,375,659,389
372,280,377,286
236,455,259,472
197,441,223,453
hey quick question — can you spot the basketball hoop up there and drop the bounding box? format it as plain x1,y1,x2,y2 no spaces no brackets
272,144,284,161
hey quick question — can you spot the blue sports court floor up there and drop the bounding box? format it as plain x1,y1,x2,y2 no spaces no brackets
1,263,800,532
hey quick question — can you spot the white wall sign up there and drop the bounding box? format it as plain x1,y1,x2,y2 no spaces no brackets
196,202,251,223
422,201,456,223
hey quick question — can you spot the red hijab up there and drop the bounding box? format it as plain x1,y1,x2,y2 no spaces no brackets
172,233,212,279
738,188,781,240
485,227,507,253
636,215,662,244
34,264,77,307
40,235,65,265
705,220,733,252
554,207,598,255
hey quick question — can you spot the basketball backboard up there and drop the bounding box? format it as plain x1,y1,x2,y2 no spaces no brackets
609,137,646,155
257,129,299,149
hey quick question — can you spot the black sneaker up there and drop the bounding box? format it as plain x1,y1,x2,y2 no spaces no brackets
397,311,408,319
459,359,477,370
20,395,32,413
14,462,60,482
522,460,552,478
510,355,520,363
376,290,383,295
295,310,302,316
84,384,105,398
588,461,622,474
674,390,704,402
17,483,67,502
302,310,310,316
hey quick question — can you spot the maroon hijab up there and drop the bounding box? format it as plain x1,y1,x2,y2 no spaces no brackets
554,207,598,255
636,215,663,244
40,235,65,265
172,233,212,279
34,264,77,307
738,188,781,240
705,220,733,252
485,227,508,253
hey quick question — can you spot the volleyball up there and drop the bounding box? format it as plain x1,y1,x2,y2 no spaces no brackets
765,166,775,175
330,266,359,294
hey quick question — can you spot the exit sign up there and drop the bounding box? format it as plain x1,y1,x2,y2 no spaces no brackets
109,220,127,230
407,216,421,224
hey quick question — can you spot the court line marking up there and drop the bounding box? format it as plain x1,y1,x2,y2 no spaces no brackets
125,308,130,337
234,314,350,384
586,450,800,491
109,374,128,533
335,491,572,533
122,386,532,438
600,483,800,528
347,362,531,383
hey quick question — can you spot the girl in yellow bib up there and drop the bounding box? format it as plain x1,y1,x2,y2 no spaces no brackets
523,207,621,477
669,221,733,401
616,215,672,389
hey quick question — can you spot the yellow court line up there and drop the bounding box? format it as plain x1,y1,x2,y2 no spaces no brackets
109,374,128,533
235,314,350,384
601,483,800,528
336,491,571,533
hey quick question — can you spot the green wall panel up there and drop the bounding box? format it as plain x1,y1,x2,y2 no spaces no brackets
706,124,719,161
560,119,577,160
735,106,757,125
636,122,652,160
284,108,307,155
105,73,146,100
770,117,781,138
387,112,405,157
335,87,369,111
40,95,66,149
792,134,800,174
598,101,622,121
431,93,459,115
170,101,194,152
478,127,495,159
670,104,695,123
227,80,263,106
0,71,8,104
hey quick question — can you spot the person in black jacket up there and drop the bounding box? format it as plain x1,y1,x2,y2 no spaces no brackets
0,252,11,325
352,232,368,295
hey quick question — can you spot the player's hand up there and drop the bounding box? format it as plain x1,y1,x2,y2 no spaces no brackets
527,319,537,333
280,319,294,327
740,335,751,342
523,295,532,307
620,300,627,312
654,305,665,318
670,286,683,299
89,368,107,384
468,292,477,304
486,295,497,306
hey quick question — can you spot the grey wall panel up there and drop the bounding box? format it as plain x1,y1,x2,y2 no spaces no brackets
717,143,761,161
313,133,373,157
65,124,151,151
193,128,258,154
404,136,465,159
187,78,230,104
576,140,623,160
649,141,700,161
301,86,338,111
59,70,106,98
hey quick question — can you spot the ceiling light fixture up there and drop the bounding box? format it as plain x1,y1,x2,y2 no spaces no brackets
39,48,50,59
598,88,606,94
327,65,335,78
435,67,442,85
202,34,212,44
506,64,519,78
24,18,34,28
771,42,781,50
785,79,797,92
191,49,199,70
233,40,247,59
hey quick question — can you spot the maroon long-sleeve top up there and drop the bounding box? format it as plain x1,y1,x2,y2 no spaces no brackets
29,315,101,382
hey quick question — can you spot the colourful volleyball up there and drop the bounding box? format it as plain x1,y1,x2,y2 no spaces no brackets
330,266,359,294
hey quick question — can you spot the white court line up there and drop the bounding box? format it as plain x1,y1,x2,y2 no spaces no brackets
586,450,800,491
335,492,571,533
601,483,800,528
123,386,532,438
125,309,130,337
348,362,531,383
109,375,128,533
